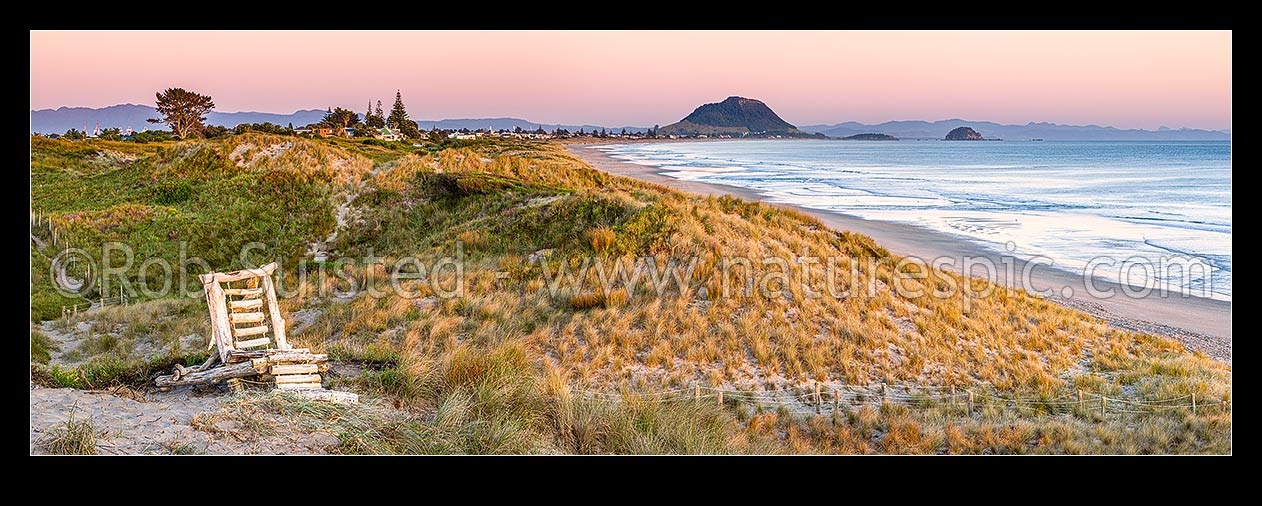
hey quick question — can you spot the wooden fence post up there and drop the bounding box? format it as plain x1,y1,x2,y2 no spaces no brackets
694,384,700,401
967,390,974,414
717,390,723,406
1191,392,1196,415
1101,396,1107,416
951,385,956,407
833,389,840,416
815,382,822,414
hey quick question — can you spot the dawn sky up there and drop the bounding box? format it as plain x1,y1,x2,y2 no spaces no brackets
30,31,1231,130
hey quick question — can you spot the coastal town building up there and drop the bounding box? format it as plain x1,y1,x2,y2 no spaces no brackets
377,127,403,141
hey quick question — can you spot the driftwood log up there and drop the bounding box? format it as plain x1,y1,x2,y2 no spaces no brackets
155,361,262,388
227,348,315,363
156,350,328,388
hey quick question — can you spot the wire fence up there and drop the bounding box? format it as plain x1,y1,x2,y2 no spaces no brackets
30,212,64,250
569,383,1229,418
60,294,130,318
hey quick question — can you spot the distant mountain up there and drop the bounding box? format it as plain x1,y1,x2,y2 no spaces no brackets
33,104,1231,141
209,109,326,128
413,118,647,134
944,126,984,141
30,104,328,134
30,105,648,135
31,104,162,134
798,119,1230,141
841,133,898,141
659,96,818,138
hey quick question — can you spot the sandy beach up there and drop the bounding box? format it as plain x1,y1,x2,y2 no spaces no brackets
567,143,1232,362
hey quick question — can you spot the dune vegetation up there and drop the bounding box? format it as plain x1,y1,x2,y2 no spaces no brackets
30,134,1231,454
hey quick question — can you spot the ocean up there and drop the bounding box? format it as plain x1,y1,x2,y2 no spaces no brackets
598,140,1232,300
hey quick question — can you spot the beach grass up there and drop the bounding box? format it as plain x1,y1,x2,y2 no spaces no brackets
39,408,99,455
29,134,1231,454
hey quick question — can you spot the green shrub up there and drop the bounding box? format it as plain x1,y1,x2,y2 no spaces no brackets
31,329,59,364
153,180,194,204
131,130,172,143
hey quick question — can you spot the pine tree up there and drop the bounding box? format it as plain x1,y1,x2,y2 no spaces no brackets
388,91,407,129
149,88,215,139
387,91,421,139
365,100,385,129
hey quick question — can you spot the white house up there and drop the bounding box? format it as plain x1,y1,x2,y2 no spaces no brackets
378,127,403,141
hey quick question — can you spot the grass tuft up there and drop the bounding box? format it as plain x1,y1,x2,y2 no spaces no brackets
587,227,615,253
39,408,98,455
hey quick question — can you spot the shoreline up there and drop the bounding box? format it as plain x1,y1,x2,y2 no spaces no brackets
567,143,1231,362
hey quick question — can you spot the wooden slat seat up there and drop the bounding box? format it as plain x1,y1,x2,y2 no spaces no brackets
229,299,264,311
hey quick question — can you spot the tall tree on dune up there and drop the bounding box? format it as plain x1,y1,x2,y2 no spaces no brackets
148,88,215,139
366,99,385,129
387,91,408,130
387,91,421,139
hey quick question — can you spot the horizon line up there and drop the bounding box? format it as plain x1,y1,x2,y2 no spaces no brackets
30,103,1231,133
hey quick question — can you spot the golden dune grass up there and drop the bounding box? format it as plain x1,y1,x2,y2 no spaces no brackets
311,139,1228,405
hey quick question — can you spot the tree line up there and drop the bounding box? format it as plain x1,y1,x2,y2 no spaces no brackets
46,86,659,142
51,87,430,142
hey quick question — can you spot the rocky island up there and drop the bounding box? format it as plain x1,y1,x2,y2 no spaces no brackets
944,126,985,140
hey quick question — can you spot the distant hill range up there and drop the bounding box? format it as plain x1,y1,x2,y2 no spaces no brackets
30,104,646,135
659,96,820,138
800,119,1229,141
32,103,1230,141
30,104,329,134
414,118,647,134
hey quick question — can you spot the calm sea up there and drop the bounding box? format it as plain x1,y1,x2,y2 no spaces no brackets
599,140,1232,300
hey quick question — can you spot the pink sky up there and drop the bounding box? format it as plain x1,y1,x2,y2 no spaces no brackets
30,31,1231,130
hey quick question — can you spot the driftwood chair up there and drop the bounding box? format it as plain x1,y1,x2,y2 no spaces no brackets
155,262,356,404
203,262,290,358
